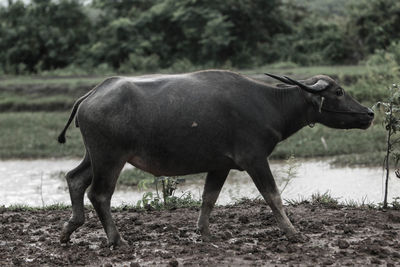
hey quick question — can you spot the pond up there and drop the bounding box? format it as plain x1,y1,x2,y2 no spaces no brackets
1,158,400,207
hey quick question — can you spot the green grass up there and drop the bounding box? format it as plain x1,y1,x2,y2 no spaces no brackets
118,168,155,186
285,192,400,210
271,122,386,164
0,76,103,87
242,64,371,77
118,168,206,187
0,64,393,112
0,64,371,88
3,203,71,211
0,111,84,159
0,93,76,111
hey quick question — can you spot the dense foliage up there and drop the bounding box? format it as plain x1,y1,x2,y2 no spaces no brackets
1,0,400,74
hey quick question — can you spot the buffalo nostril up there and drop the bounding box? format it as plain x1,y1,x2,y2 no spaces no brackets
367,108,374,118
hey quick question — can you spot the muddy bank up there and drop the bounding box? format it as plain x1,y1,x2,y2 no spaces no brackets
1,201,400,266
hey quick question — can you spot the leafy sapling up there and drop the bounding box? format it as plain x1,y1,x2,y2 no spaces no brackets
375,83,400,208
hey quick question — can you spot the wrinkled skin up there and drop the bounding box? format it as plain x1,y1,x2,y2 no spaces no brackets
58,70,374,247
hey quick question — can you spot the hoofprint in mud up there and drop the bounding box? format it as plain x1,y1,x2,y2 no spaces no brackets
1,201,400,266
58,70,374,247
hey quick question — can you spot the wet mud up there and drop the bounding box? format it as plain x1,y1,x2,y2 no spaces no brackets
1,200,400,266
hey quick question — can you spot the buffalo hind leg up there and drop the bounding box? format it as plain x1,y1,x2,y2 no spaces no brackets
197,169,229,238
245,159,306,241
87,152,126,248
60,152,92,243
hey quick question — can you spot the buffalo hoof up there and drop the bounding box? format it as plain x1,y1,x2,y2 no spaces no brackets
109,238,127,249
195,228,215,242
287,232,310,243
196,226,210,236
201,234,217,242
59,231,71,244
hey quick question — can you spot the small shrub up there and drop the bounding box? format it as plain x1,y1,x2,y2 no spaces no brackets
119,53,161,73
284,196,309,206
279,155,300,193
310,191,339,207
391,197,400,210
375,83,400,208
134,176,201,210
168,58,198,73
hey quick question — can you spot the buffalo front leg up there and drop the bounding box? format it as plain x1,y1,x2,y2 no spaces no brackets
60,153,92,243
197,169,229,237
245,159,299,239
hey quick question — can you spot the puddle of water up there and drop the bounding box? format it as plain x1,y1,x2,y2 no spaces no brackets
0,158,399,207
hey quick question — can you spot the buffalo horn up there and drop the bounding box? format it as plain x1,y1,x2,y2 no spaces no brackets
265,73,328,93
284,76,328,93
264,73,293,84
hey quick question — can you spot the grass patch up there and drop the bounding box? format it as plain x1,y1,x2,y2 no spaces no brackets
271,122,386,164
0,76,103,87
118,168,205,187
285,192,400,210
0,64,391,112
0,94,76,111
243,64,371,79
0,111,84,159
118,168,155,186
310,191,340,207
3,203,70,211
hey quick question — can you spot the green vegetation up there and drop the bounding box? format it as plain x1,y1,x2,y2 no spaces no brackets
279,155,300,193
118,168,154,187
0,112,84,159
285,191,400,210
3,203,71,211
309,191,339,207
1,0,400,210
135,190,201,210
3,194,400,211
1,0,400,74
375,83,400,208
274,124,385,160
0,76,102,86
243,64,371,77
0,64,395,113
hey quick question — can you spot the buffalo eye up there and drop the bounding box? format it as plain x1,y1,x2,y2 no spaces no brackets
336,88,344,96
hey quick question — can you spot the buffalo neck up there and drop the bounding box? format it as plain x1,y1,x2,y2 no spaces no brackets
266,85,314,141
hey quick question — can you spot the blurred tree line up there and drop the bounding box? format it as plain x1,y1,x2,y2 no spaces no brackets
0,0,400,74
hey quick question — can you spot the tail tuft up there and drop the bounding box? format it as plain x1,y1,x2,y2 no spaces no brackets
58,133,66,144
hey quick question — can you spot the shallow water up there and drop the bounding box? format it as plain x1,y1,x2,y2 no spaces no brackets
0,158,399,207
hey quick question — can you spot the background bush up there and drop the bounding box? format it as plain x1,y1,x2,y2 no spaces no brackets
1,0,400,74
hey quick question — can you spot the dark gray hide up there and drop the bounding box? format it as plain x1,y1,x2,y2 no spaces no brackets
58,70,374,247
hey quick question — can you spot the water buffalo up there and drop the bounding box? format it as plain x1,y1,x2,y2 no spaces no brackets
58,70,374,247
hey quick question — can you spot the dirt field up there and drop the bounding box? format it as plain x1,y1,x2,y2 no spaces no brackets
1,201,400,266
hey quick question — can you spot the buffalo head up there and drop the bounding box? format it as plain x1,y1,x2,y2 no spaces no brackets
265,73,374,129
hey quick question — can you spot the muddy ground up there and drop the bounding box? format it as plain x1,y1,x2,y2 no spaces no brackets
1,200,400,266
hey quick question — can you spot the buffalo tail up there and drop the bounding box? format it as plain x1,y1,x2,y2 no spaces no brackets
58,90,94,144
